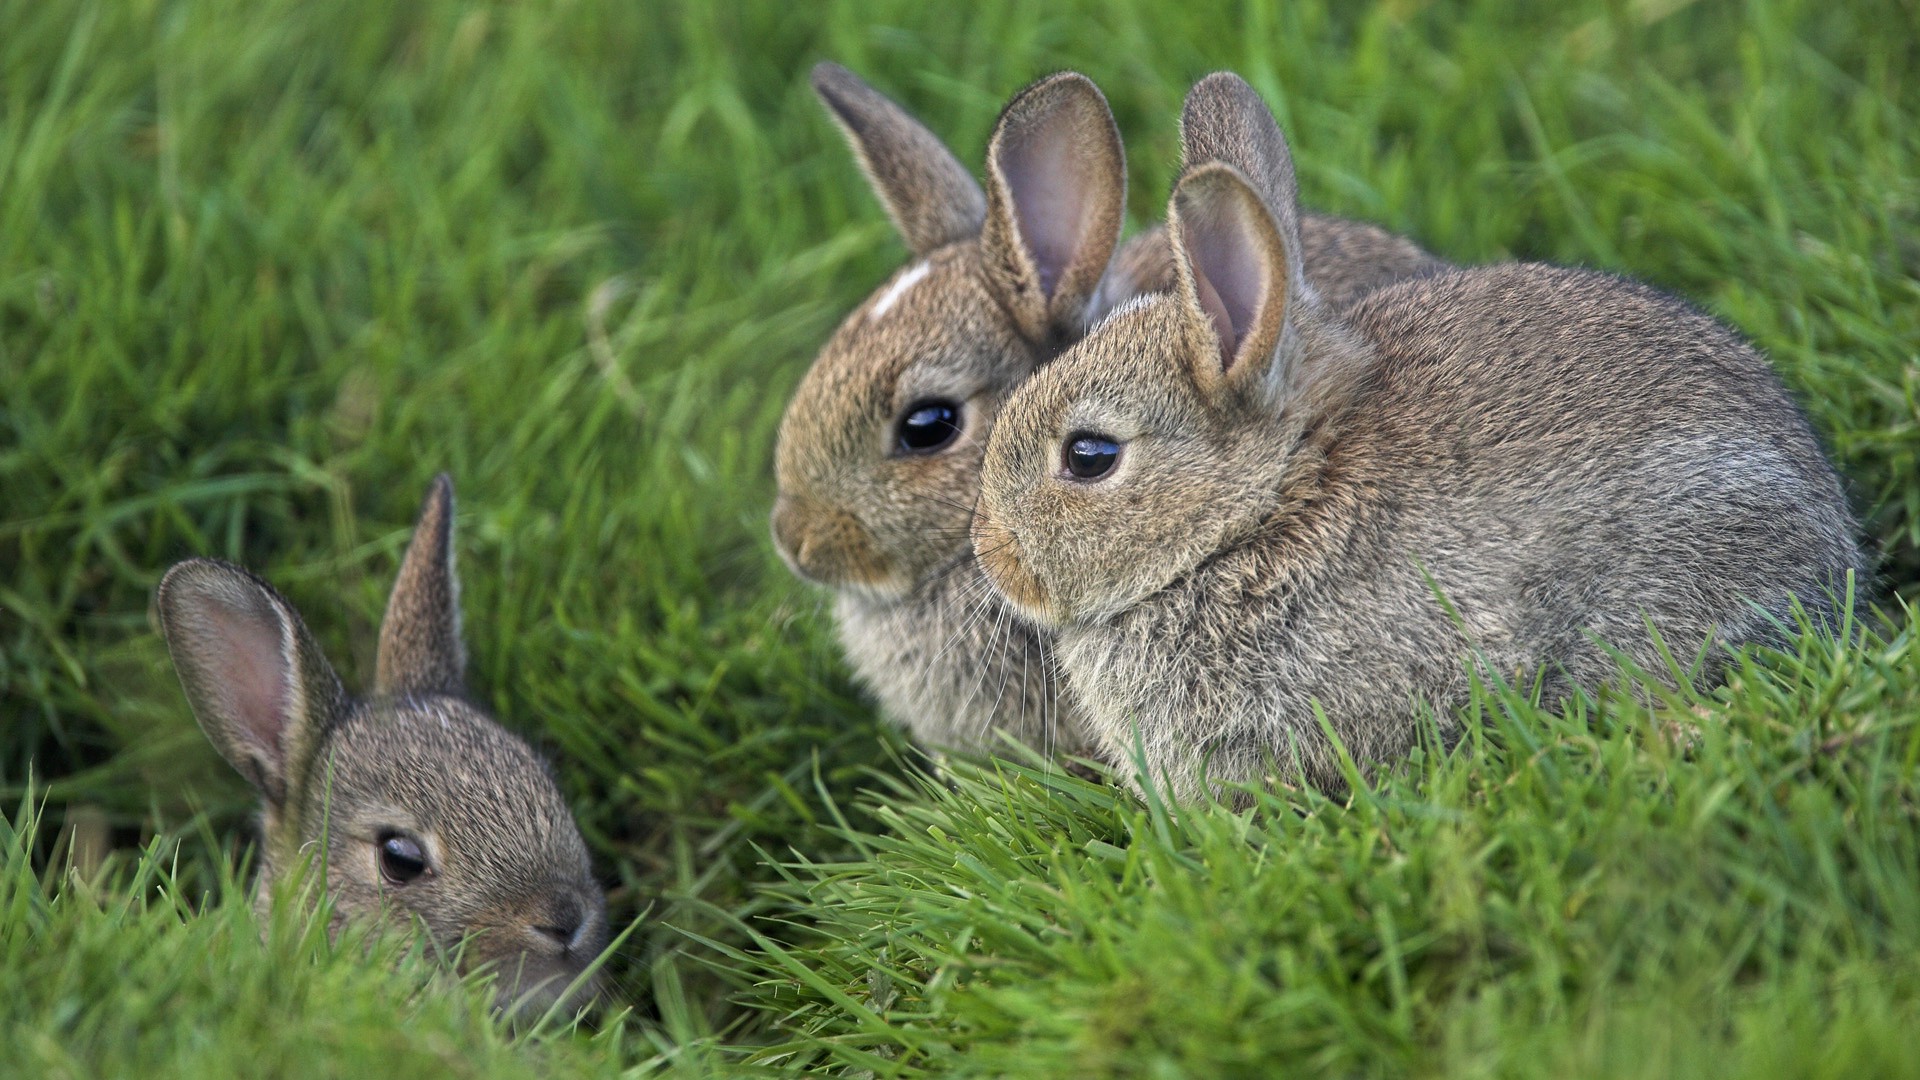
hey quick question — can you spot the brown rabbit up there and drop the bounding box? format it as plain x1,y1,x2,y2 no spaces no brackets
972,73,1866,800
771,63,1440,759
154,475,608,1014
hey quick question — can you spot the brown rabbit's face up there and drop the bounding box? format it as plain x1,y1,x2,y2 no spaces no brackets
773,245,1036,598
774,65,1135,606
974,299,1288,627
293,698,608,1016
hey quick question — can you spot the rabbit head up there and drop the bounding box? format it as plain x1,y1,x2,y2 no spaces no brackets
771,63,1136,598
973,73,1374,628
155,475,608,1017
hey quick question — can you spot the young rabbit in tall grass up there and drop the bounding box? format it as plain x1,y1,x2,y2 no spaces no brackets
772,63,1440,759
155,475,608,1014
972,73,1866,800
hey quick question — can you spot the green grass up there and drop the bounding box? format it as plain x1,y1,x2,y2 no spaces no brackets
707,609,1920,1076
1,799,660,1076
1,0,1915,1075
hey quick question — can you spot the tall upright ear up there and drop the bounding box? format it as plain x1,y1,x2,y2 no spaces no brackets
375,473,466,698
1177,72,1304,249
155,559,345,808
979,72,1129,343
1168,162,1294,394
811,61,987,256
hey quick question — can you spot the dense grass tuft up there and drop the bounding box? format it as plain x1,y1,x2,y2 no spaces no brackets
707,609,1920,1074
2,0,1916,1074
0,798,650,1076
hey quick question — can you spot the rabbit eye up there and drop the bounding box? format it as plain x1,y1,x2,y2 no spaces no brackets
896,399,963,454
1063,433,1121,481
378,831,430,885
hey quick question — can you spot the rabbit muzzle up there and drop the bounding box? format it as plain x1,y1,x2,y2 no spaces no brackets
970,512,1058,626
770,494,901,594
465,888,609,1019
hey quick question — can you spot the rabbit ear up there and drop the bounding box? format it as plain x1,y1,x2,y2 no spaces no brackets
979,72,1128,344
155,559,345,807
1168,162,1295,390
811,62,986,256
1167,75,1311,394
1177,72,1306,250
375,473,466,698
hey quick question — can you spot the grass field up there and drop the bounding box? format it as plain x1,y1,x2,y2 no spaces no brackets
3,0,1917,1075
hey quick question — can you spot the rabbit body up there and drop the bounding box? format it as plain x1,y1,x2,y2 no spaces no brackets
972,74,1864,799
1045,265,1862,797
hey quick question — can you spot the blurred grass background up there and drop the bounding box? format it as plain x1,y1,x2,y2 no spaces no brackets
1,0,1915,1075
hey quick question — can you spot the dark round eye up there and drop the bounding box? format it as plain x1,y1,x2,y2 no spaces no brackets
897,399,963,454
378,832,429,885
1063,433,1121,480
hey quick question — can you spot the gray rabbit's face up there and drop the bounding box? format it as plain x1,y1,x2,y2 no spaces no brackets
156,475,612,1020
774,66,1137,608
773,245,1033,599
977,133,1378,635
293,697,607,1015
974,298,1281,629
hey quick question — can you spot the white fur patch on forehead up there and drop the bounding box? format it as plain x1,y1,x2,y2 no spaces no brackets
868,260,932,322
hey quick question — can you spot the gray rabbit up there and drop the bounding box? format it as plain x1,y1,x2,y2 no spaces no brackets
155,475,608,1013
972,73,1866,800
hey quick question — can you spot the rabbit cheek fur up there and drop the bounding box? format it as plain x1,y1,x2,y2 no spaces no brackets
155,476,609,1016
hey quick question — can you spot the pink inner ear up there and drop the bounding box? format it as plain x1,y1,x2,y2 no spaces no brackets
999,123,1089,298
1182,191,1267,371
201,598,291,764
1192,271,1237,370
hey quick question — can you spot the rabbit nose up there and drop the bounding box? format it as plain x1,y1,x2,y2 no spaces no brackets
772,495,837,582
532,898,586,953
770,496,811,564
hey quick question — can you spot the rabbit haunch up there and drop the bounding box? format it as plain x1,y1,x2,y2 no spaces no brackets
155,475,608,1015
771,63,1441,759
971,72,1864,801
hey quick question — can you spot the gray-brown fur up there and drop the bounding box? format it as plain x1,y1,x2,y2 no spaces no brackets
972,77,1864,801
774,65,1442,759
154,475,607,1014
